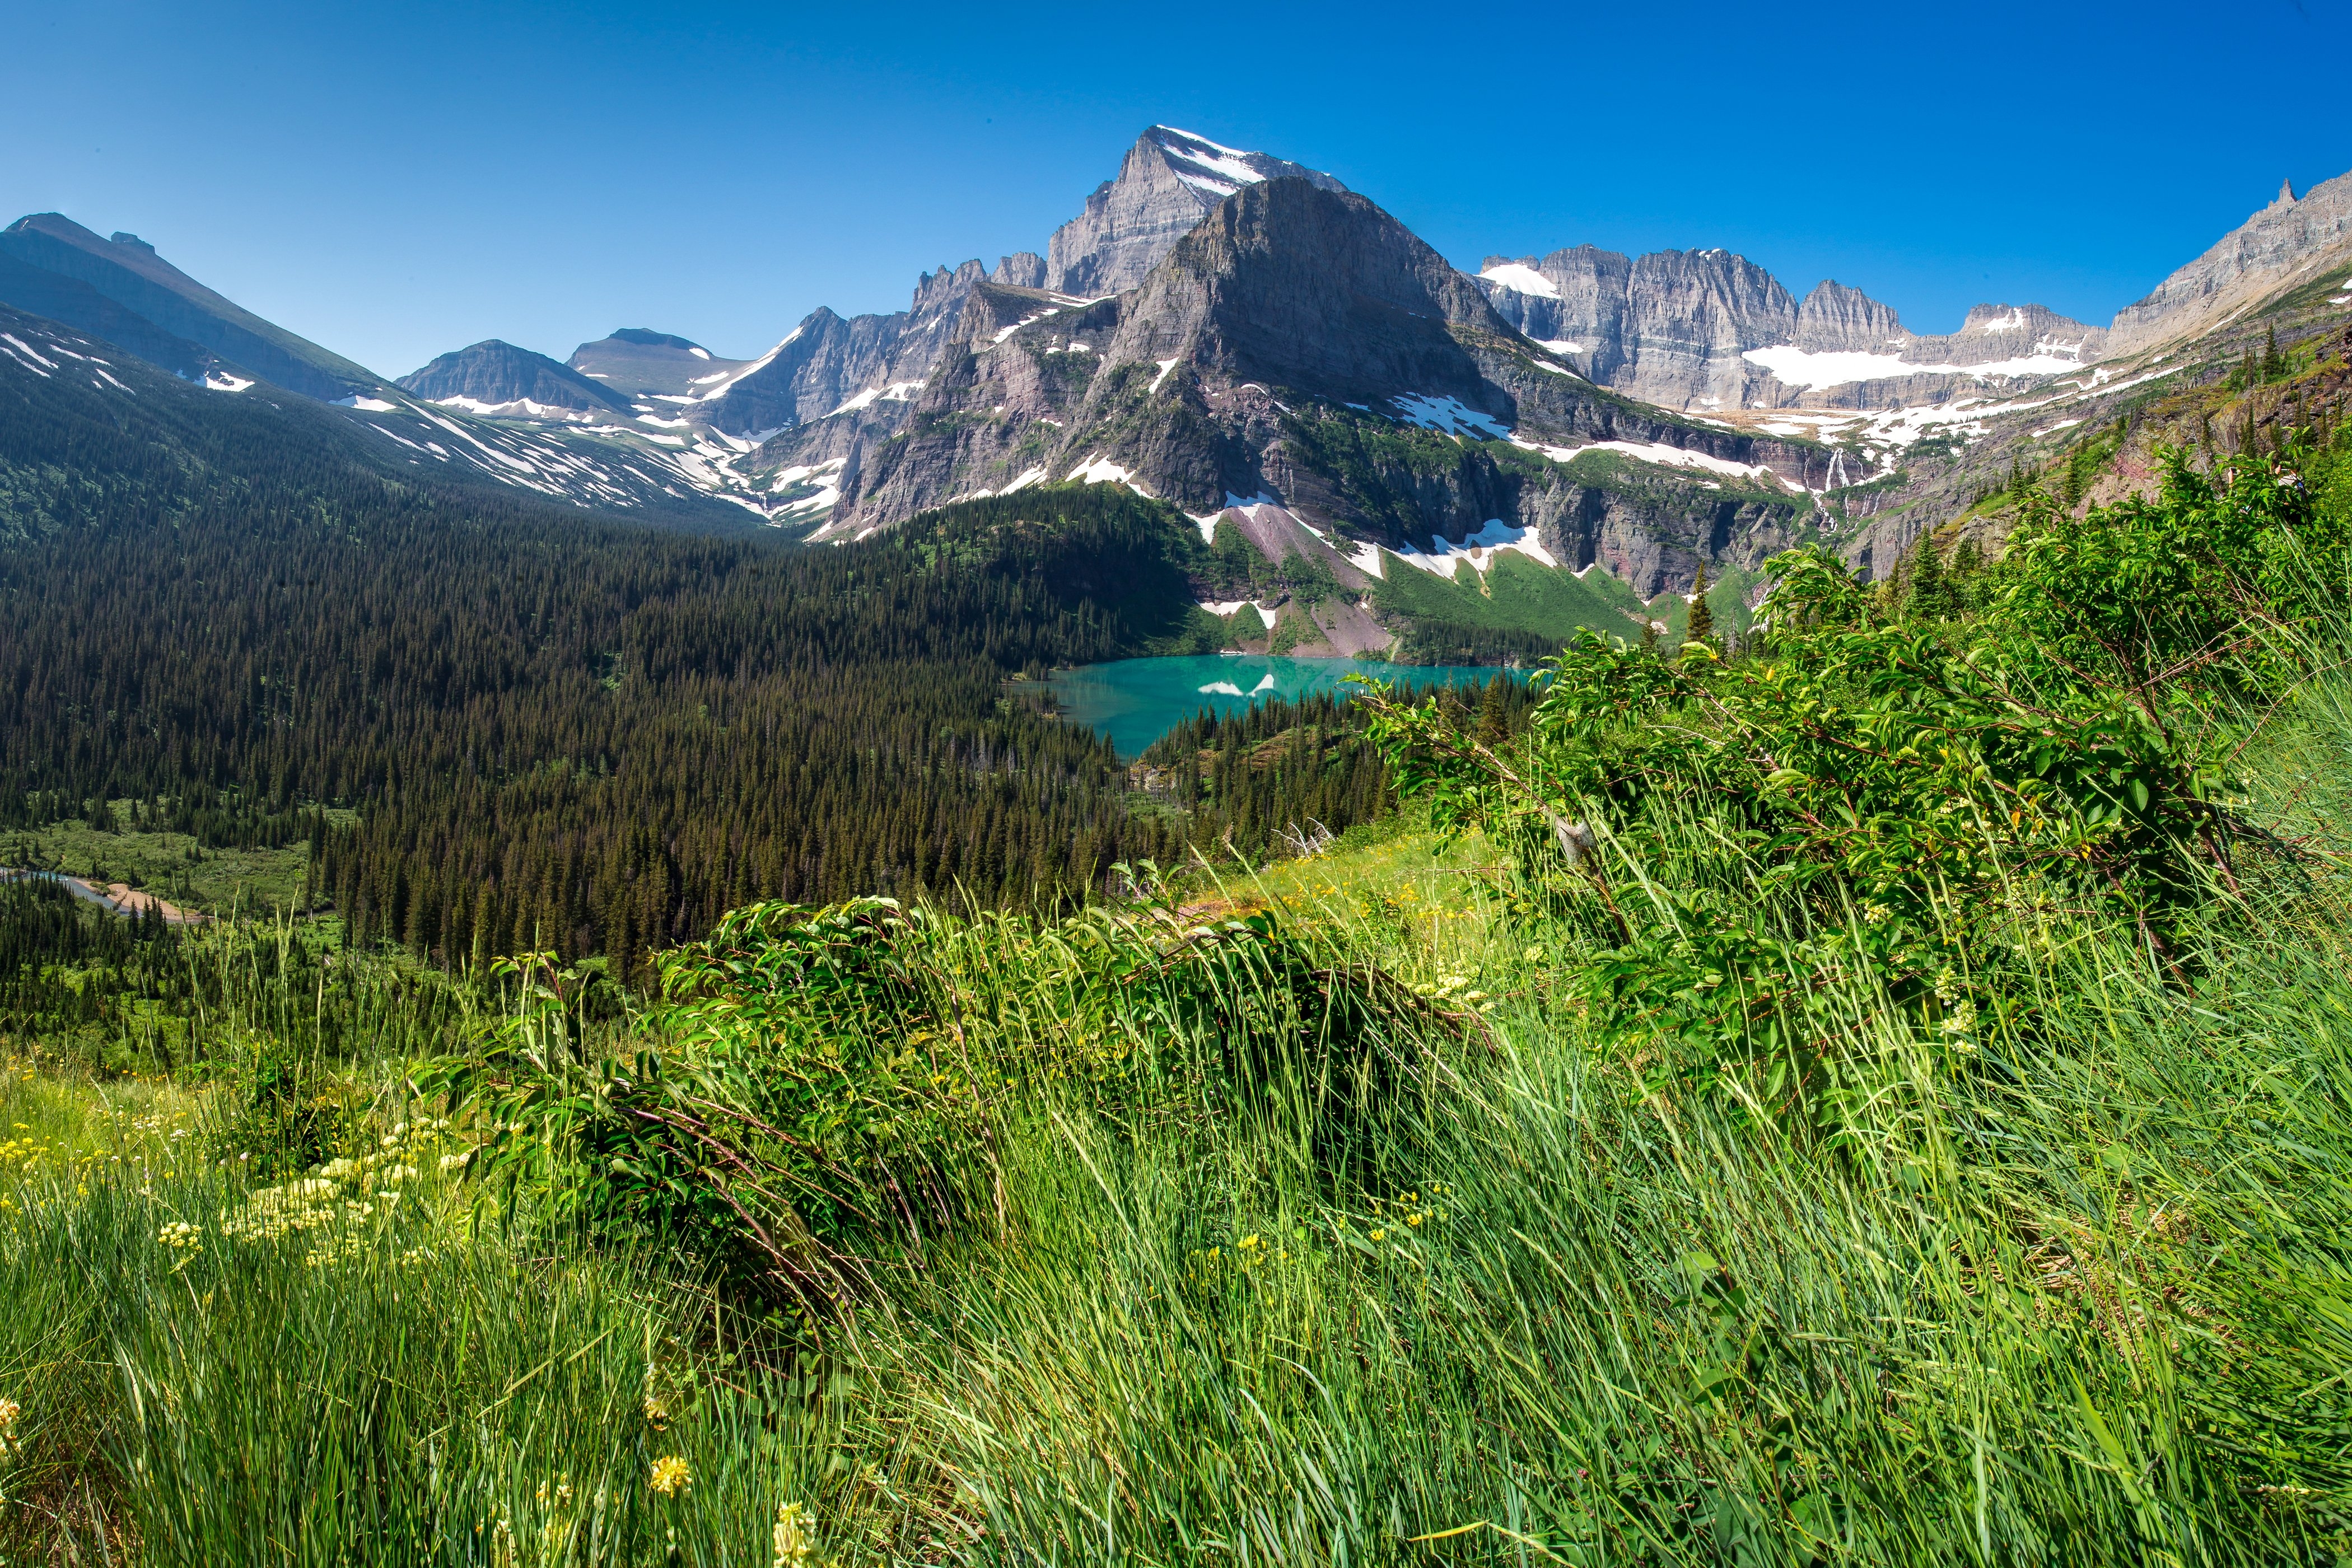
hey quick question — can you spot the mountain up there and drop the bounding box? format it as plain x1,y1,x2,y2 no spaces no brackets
823,175,1850,643
0,301,770,531
396,339,633,419
1473,246,2104,412
567,329,750,398
0,214,816,524
1043,125,1348,297
16,122,2345,634
1752,174,2352,582
0,214,375,400
488,130,1354,491
687,261,989,440
393,128,1362,545
2108,172,2352,356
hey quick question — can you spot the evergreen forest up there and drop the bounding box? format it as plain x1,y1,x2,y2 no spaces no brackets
0,344,1444,982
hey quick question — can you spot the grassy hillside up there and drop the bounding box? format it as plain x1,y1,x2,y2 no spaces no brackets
1374,552,1652,662
2,431,2350,1562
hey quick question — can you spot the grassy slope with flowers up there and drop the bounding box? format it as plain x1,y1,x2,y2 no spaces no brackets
0,423,2350,1562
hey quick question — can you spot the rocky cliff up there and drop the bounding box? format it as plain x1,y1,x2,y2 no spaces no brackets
671,259,991,445
1476,244,2103,412
2107,173,2352,357
694,130,1350,514
566,330,749,398
825,178,1845,601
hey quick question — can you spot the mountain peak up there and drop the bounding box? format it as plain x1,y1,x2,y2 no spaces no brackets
2111,165,2352,356
397,338,632,418
0,211,376,397
1042,125,1347,297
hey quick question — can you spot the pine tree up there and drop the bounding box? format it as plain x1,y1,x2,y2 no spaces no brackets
2263,325,2285,382
1950,536,1986,613
1684,560,1716,657
1907,533,1950,622
1476,678,1509,749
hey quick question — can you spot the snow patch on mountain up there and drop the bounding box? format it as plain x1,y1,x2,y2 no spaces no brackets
1743,342,2088,389
1066,454,1155,496
827,380,926,417
1480,262,1560,298
1393,517,1561,576
1390,394,1511,440
1513,437,1792,489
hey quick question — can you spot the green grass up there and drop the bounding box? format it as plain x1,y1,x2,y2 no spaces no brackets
5,688,2352,1559
0,1065,843,1563
1,806,333,916
1374,552,1651,647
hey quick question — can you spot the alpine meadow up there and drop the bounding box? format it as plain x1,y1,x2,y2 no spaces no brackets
4,58,2352,1567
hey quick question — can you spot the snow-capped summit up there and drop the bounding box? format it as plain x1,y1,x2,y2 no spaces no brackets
1043,125,1347,297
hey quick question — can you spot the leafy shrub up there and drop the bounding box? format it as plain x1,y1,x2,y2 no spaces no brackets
422,889,1481,1317
1362,444,2337,1113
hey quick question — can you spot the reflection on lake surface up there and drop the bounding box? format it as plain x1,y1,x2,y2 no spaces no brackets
1040,656,1515,758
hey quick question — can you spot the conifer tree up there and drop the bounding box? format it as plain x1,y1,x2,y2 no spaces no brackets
1908,533,1950,621
1476,678,1509,749
1684,560,1716,657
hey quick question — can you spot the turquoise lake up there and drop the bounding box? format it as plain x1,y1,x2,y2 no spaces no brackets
1042,656,1513,758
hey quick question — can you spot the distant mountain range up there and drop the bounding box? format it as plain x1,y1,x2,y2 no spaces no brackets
3,126,2349,655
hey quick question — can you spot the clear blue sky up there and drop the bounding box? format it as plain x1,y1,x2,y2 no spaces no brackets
6,0,2346,378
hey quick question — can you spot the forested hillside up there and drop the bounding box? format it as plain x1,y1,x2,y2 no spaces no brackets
0,336,1440,979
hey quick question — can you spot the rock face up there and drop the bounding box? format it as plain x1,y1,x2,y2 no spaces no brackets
687,259,988,439
1105,178,1509,409
1476,244,2103,410
991,252,1047,288
397,339,633,416
1795,281,1905,351
0,213,376,399
669,129,1351,501
1043,127,1347,297
2108,172,2352,357
829,177,1843,599
1908,303,2104,367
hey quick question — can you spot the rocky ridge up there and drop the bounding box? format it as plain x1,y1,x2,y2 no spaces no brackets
0,214,377,402
567,330,750,399
2107,172,2352,356
1043,125,1348,297
1474,245,2105,413
13,125,2349,621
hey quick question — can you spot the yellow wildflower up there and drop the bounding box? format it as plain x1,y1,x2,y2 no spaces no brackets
772,1500,813,1567
650,1454,692,1497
